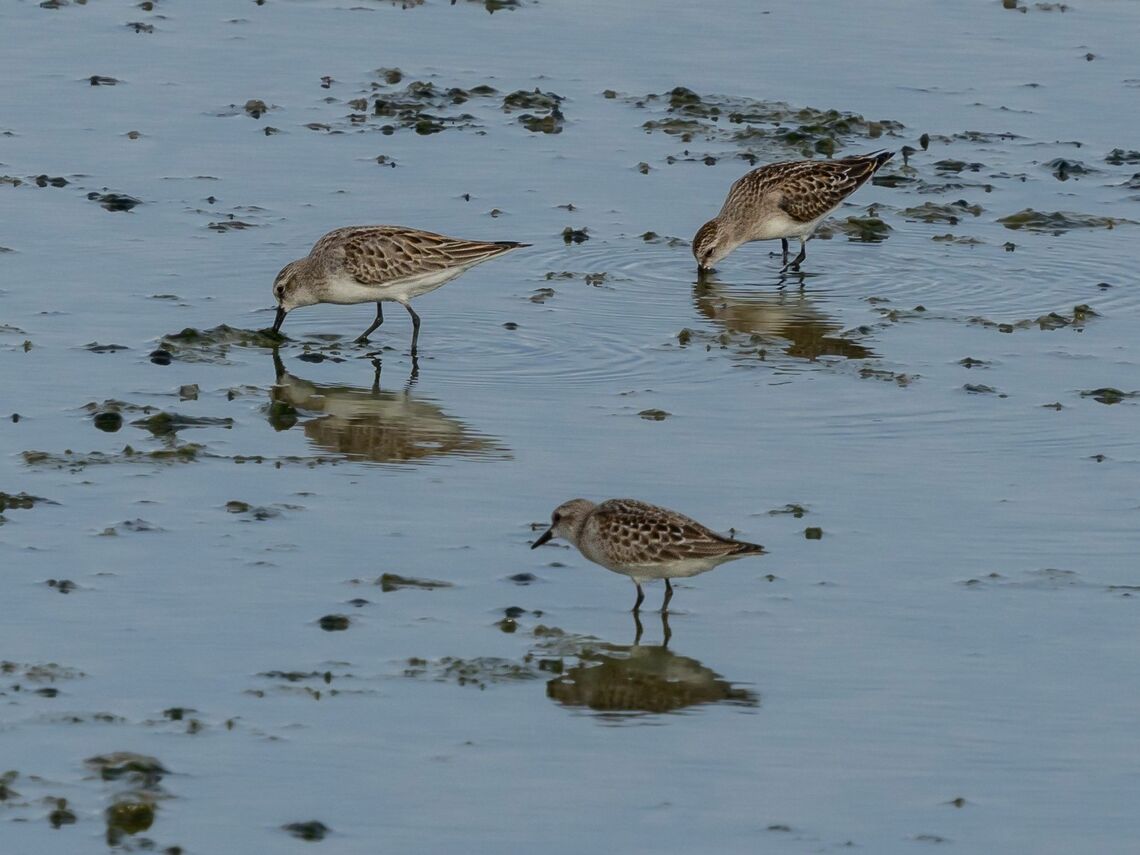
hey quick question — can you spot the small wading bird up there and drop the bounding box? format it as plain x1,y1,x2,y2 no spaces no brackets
531,498,765,612
271,225,528,353
692,150,894,274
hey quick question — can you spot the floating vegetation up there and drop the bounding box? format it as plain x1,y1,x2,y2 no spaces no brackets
87,191,141,212
623,86,903,161
1044,158,1096,180
23,443,206,471
367,75,496,134
932,233,983,245
1105,148,1140,165
284,821,330,842
997,209,1132,232
769,503,808,518
158,325,281,363
503,88,565,133
0,491,52,513
964,304,1097,334
901,201,983,223
829,215,892,241
638,409,670,421
858,366,916,386
376,573,453,592
1080,388,1137,405
225,500,284,520
403,655,542,689
85,753,168,789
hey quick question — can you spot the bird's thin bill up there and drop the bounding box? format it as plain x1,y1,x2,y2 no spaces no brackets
271,306,287,334
531,527,554,549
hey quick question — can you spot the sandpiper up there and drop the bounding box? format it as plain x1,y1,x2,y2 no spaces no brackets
271,226,528,352
531,498,765,612
692,150,894,273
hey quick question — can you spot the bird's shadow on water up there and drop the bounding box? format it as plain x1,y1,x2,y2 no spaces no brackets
266,350,508,464
542,612,760,721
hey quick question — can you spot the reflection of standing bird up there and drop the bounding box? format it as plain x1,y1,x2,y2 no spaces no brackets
270,226,528,353
269,353,502,464
692,151,894,273
545,614,759,715
531,498,764,612
693,282,873,360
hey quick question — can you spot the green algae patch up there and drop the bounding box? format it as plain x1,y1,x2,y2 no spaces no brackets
318,614,350,631
1105,148,1140,165
22,443,206,470
832,216,892,241
403,655,542,688
284,820,330,841
159,324,283,362
625,86,903,161
997,209,1132,232
932,233,984,245
105,800,155,836
0,492,53,512
377,573,453,592
901,201,983,223
132,411,234,436
967,304,1097,333
769,504,808,518
503,89,566,134
1080,388,1138,405
85,753,167,789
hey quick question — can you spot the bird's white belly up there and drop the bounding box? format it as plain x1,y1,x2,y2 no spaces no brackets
749,208,837,242
322,267,467,306
601,557,721,582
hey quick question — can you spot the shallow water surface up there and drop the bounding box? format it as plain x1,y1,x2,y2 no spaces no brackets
2,0,1139,852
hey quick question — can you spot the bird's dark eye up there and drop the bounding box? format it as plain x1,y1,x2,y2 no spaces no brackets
552,513,561,524
275,286,284,297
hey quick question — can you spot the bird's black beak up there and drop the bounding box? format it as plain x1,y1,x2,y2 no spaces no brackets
271,306,287,334
531,527,554,549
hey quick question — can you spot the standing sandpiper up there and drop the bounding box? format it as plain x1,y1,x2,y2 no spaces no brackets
531,498,765,612
271,225,528,352
692,150,894,273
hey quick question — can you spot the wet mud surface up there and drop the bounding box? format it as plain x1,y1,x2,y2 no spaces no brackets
2,0,1140,853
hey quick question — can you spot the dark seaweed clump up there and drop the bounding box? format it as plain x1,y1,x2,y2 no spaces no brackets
625,86,903,162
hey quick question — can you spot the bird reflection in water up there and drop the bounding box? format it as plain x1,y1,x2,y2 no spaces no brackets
693,276,873,361
268,351,505,463
545,612,758,716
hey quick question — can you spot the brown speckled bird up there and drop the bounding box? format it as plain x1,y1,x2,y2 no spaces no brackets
271,226,528,352
692,150,894,273
531,498,765,612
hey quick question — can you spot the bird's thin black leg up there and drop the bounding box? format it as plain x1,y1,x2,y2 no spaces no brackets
403,303,421,355
781,238,790,264
631,581,645,613
661,579,674,613
781,239,807,273
356,302,384,343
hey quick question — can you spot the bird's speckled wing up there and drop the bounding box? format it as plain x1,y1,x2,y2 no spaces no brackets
723,152,892,225
774,153,891,224
313,226,521,285
589,499,761,565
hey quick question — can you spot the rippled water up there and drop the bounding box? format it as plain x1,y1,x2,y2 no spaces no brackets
3,0,1139,852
